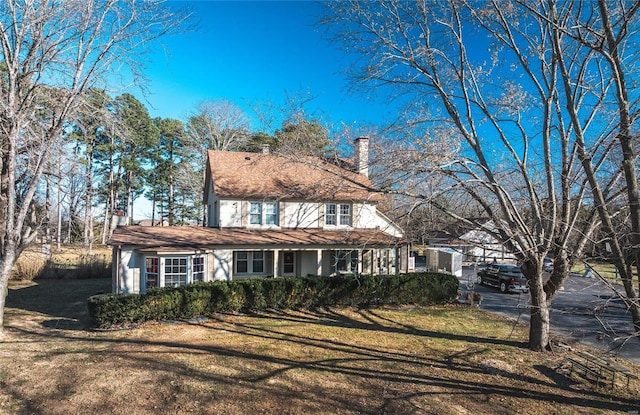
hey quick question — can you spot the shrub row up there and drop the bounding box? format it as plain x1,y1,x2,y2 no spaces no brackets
87,272,458,329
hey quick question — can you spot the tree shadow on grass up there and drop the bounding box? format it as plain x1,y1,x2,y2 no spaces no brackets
246,307,526,348
4,279,639,413
5,278,111,330
6,319,640,415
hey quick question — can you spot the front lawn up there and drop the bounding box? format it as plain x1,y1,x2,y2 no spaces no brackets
1,278,638,415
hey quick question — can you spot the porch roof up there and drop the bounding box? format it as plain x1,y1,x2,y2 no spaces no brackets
108,225,402,249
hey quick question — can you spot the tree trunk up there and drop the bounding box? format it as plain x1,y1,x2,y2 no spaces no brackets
83,150,94,250
151,192,156,226
527,272,551,351
0,244,17,336
168,178,174,225
101,201,109,245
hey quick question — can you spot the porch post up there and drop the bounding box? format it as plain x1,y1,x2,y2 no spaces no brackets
273,249,279,277
316,249,323,276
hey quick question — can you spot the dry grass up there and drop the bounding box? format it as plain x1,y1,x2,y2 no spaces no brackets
10,245,111,280
1,278,639,415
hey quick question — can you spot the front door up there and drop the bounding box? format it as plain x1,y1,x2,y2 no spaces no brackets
283,252,295,276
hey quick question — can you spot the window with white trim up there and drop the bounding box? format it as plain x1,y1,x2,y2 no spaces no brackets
325,203,336,225
249,202,262,225
252,251,264,273
165,257,188,287
192,256,205,282
145,257,159,289
334,250,357,274
339,204,352,225
249,201,279,226
143,255,206,290
236,252,249,273
265,202,278,225
325,203,351,227
235,251,265,274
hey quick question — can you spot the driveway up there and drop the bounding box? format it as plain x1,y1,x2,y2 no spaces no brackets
457,266,640,363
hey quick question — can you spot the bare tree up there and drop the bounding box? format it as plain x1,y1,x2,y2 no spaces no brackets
186,100,251,152
0,0,186,334
322,0,633,351
543,0,640,343
185,99,251,224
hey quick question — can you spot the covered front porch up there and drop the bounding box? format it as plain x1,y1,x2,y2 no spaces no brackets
223,247,400,280
109,226,407,294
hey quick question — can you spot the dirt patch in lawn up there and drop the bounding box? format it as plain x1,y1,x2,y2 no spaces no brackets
1,278,638,415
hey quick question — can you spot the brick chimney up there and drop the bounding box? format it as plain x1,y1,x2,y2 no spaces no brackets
354,136,369,177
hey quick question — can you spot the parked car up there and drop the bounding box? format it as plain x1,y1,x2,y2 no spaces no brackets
478,264,529,293
543,257,553,272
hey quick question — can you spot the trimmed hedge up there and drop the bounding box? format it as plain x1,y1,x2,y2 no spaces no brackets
87,272,458,329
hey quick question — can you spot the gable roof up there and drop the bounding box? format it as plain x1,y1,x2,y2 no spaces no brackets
109,225,400,249
206,150,381,202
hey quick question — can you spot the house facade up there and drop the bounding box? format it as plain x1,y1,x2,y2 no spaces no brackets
426,219,515,264
109,137,408,294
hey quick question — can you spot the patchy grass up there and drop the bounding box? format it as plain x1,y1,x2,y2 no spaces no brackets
1,278,639,415
579,262,620,281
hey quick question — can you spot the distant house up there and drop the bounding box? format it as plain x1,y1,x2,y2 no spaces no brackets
108,137,408,294
424,219,515,264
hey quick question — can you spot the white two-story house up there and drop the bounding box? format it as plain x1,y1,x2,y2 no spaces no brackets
108,137,408,294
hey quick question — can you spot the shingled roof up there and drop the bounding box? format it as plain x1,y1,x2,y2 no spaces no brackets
109,225,400,248
206,150,382,202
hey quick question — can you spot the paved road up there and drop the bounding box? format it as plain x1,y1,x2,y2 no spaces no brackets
457,266,640,363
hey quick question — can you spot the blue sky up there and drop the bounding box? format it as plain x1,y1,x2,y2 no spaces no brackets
135,0,394,133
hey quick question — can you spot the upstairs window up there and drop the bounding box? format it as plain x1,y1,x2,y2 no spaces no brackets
339,204,352,226
249,201,279,226
265,202,278,225
325,203,351,227
325,204,337,225
249,202,262,225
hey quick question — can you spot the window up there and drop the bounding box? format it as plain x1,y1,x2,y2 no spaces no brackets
325,203,351,226
145,257,159,289
252,251,264,273
236,252,249,273
339,204,352,225
143,255,207,290
265,202,278,225
249,201,278,226
235,251,265,274
249,202,262,225
325,204,337,225
192,256,205,282
334,250,357,274
165,257,188,287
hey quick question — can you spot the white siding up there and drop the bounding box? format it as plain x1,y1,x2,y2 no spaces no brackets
219,200,242,227
117,248,138,294
213,249,233,280
356,203,404,237
282,201,320,228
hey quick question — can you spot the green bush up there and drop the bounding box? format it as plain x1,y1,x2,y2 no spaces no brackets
87,272,458,329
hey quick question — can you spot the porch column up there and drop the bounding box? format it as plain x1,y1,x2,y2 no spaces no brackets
316,249,323,276
273,249,279,277
356,249,363,276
